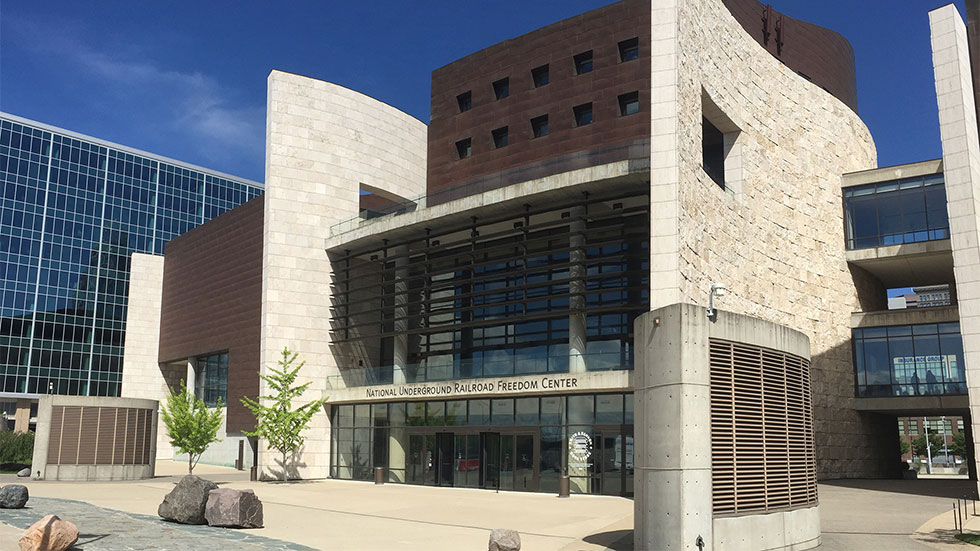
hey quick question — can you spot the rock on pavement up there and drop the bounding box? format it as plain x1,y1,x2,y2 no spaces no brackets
0,484,28,508
158,475,218,525
205,488,264,528
18,514,78,551
489,528,521,551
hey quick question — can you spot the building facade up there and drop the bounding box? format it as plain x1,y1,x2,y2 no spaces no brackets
0,113,262,427
119,0,980,548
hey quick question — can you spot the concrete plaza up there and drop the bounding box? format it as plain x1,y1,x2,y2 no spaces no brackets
1,461,979,550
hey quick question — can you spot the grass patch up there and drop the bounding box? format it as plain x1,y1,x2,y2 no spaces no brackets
956,533,980,545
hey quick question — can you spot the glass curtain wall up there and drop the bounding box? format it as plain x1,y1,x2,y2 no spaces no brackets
853,322,965,397
330,192,649,385
330,392,634,495
0,117,262,396
843,174,948,250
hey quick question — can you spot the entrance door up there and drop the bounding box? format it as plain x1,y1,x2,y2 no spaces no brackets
481,432,501,489
407,434,425,484
436,432,454,486
593,427,633,496
514,433,538,491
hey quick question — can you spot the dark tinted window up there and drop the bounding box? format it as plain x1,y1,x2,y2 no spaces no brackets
531,115,549,138
532,65,549,87
574,51,593,74
456,91,472,112
493,78,510,100
618,37,639,62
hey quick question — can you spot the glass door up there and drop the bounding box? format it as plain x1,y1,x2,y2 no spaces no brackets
407,434,425,484
480,432,500,489
437,432,454,486
514,433,538,491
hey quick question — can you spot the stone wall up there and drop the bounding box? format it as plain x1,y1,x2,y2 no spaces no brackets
930,5,980,494
261,70,427,479
650,0,885,477
119,253,170,460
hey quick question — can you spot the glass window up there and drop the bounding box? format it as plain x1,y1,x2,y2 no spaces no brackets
455,138,472,160
532,64,549,87
843,175,949,249
492,127,508,149
194,352,227,408
618,37,639,62
372,403,388,427
853,323,966,397
531,115,549,138
389,403,406,427
446,400,467,425
336,405,354,427
568,395,594,424
407,402,425,426
493,78,510,100
618,92,639,116
574,50,593,75
515,398,539,425
541,396,564,425
354,404,371,426
469,399,490,426
427,401,445,426
596,394,624,424
491,399,514,425
456,91,472,112
573,103,593,127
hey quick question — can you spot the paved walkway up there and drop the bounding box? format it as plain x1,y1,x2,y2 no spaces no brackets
0,496,313,551
3,462,979,550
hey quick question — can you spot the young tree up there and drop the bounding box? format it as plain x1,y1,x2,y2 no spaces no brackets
899,438,910,456
950,432,967,458
912,433,944,458
241,347,327,481
159,380,224,474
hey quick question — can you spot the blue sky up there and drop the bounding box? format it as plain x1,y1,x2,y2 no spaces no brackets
0,0,967,183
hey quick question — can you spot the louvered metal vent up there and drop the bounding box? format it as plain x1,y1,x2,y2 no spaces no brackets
709,339,817,516
47,406,153,466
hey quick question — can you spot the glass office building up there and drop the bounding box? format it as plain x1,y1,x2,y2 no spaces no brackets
0,113,262,396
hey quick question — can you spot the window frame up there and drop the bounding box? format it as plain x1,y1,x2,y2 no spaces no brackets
493,78,510,100
618,37,639,62
573,102,594,127
574,51,594,75
531,64,550,88
530,115,549,138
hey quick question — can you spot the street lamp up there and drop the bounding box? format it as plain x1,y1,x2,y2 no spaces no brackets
707,282,727,320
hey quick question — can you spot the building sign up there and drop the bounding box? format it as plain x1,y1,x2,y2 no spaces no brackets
568,431,593,470
362,376,581,399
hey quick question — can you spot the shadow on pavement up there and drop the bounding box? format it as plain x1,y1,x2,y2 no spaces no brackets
583,529,633,550
821,478,977,500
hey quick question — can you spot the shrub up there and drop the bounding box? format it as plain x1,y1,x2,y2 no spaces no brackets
0,430,34,465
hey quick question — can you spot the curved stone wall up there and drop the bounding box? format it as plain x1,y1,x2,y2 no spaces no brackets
648,0,886,481
261,71,427,479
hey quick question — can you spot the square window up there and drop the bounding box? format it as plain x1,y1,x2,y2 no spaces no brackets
530,115,549,138
455,138,472,159
702,117,725,188
492,126,509,148
532,64,549,87
618,37,639,62
574,51,593,75
573,102,593,126
493,78,510,100
456,91,472,112
618,91,639,116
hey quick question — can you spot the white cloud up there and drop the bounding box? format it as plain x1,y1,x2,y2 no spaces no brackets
2,13,264,178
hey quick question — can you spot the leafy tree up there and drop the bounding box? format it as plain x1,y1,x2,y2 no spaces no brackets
0,431,34,466
912,433,944,458
160,379,224,474
899,438,910,456
950,432,967,458
242,347,327,481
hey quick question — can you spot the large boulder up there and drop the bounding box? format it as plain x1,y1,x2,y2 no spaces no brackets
0,484,28,508
489,528,521,551
158,475,218,525
205,488,264,528
18,514,78,551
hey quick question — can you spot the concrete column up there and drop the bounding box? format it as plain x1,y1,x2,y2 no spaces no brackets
569,205,587,374
634,304,712,551
392,245,410,384
13,399,31,433
186,358,197,398
966,414,978,481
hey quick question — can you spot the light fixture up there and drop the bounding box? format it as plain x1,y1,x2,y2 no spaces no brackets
707,282,727,320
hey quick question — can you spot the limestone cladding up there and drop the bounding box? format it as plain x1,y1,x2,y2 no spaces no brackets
930,5,980,494
650,0,886,477
261,71,427,479
120,253,172,460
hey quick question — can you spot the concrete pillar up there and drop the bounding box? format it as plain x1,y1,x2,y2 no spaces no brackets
13,399,31,433
966,414,978,481
186,358,197,398
569,205,587,374
392,245,410,384
634,304,712,551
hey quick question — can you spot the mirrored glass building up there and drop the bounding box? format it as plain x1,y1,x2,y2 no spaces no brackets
0,113,262,409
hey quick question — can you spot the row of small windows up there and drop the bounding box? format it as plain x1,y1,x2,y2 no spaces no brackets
454,92,640,159
455,37,640,113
